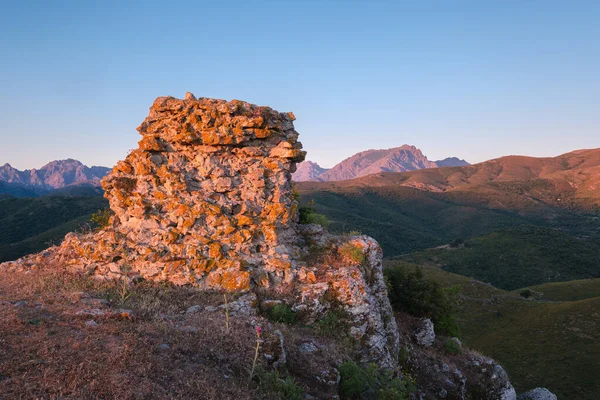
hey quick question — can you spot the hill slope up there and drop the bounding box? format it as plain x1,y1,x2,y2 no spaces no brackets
0,195,109,262
384,261,600,400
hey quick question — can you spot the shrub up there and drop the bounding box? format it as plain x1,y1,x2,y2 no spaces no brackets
90,208,112,229
384,266,461,337
256,369,303,400
299,200,330,227
265,303,297,324
338,361,414,399
339,243,365,264
318,309,349,337
443,339,462,355
520,289,532,298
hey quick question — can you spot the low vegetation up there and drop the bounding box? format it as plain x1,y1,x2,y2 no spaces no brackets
384,264,461,337
338,361,415,399
404,227,600,290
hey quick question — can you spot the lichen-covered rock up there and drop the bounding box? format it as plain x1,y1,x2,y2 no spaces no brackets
470,355,517,400
1,93,398,370
414,318,436,347
517,388,558,400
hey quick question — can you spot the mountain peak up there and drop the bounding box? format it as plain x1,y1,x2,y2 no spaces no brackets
0,159,110,193
293,145,465,182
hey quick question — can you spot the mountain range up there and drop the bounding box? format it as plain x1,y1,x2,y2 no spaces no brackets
0,159,110,197
292,145,469,182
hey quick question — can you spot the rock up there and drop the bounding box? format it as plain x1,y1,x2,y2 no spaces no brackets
158,343,171,350
262,329,286,369
85,320,99,327
449,337,462,348
178,326,199,333
469,354,517,400
81,298,108,307
518,388,557,400
185,305,202,314
414,318,435,347
299,342,318,354
76,309,106,317
12,301,27,307
112,309,135,319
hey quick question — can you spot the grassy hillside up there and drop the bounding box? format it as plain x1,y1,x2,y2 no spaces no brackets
402,227,600,290
517,278,600,301
384,260,600,400
0,195,108,262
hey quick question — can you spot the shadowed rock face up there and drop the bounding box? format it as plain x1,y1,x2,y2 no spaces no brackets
1,94,399,369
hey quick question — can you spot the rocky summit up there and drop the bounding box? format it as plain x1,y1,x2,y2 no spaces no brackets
1,94,399,369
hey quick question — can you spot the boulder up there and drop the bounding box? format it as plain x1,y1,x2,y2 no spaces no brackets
414,318,436,347
518,388,558,400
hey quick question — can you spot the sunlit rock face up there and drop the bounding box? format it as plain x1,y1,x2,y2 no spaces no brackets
86,95,305,290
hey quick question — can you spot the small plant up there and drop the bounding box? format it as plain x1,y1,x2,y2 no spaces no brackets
398,347,410,368
117,263,133,305
317,309,349,337
338,361,415,399
443,338,462,355
265,303,297,324
256,368,303,400
90,208,112,230
345,230,362,236
249,325,262,384
339,243,365,264
299,200,330,227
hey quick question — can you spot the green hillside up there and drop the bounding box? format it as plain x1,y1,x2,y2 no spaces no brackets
517,278,600,301
402,227,600,290
384,261,600,400
0,195,108,262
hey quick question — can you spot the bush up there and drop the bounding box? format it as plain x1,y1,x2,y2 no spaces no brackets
299,200,330,227
318,309,349,337
443,339,462,355
339,243,366,264
90,208,112,229
520,289,532,298
384,266,461,337
338,361,415,399
256,369,303,400
265,303,297,324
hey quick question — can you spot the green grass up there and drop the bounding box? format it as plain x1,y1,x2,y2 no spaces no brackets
384,260,600,400
516,278,600,301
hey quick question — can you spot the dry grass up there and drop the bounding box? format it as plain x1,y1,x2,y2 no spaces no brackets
0,262,353,399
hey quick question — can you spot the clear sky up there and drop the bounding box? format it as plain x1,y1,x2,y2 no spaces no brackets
1,0,599,170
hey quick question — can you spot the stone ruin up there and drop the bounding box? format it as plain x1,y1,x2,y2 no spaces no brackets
1,93,399,369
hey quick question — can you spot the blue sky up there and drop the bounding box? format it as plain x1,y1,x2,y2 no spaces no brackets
1,0,598,169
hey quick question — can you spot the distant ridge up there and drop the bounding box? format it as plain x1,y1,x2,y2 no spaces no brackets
292,145,469,181
0,159,110,197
